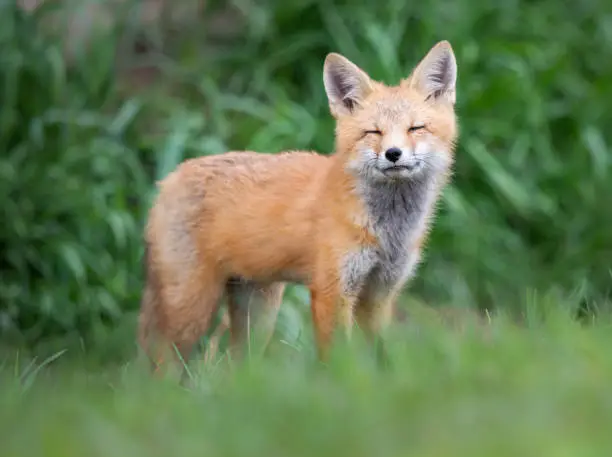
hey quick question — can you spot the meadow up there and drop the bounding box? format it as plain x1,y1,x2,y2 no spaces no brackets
3,311,612,456
1,0,611,454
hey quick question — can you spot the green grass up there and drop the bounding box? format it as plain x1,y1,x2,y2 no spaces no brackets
3,313,612,456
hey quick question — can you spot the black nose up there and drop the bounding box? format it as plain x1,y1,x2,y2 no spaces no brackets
384,147,402,163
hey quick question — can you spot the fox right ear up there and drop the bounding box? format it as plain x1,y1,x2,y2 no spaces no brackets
407,41,457,105
323,53,373,117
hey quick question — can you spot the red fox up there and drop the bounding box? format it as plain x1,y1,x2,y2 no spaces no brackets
139,41,459,370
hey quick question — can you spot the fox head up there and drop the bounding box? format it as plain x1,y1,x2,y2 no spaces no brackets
323,41,458,183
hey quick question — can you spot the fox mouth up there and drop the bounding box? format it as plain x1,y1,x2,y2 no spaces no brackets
381,161,422,176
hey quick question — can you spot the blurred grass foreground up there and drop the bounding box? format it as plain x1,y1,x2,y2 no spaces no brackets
1,0,612,455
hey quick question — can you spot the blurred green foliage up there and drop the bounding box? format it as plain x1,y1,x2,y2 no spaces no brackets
1,0,611,354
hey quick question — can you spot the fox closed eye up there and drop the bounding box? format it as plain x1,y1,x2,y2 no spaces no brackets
364,129,382,136
408,125,426,132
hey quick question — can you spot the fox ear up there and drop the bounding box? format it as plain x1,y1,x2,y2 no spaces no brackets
407,41,457,104
323,53,373,117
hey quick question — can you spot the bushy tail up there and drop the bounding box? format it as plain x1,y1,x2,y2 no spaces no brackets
137,243,160,364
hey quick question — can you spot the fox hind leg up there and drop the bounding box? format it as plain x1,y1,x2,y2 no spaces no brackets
139,267,225,377
225,279,285,360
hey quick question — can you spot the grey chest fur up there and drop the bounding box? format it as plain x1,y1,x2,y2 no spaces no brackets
341,177,437,299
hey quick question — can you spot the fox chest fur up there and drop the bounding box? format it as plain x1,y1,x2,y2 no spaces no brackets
340,175,438,301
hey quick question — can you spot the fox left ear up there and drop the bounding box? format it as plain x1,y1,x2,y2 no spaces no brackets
323,53,374,117
406,41,457,105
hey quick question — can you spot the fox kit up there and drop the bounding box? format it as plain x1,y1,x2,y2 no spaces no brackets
139,41,459,370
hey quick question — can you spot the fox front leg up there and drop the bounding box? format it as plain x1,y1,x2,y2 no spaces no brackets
309,281,358,362
354,288,398,368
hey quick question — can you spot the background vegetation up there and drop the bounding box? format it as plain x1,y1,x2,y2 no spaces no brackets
1,0,612,453
2,0,611,356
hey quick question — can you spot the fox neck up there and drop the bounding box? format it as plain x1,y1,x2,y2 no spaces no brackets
325,150,447,247
355,167,446,253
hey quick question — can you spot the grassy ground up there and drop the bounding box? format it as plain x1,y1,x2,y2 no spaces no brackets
3,310,612,456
